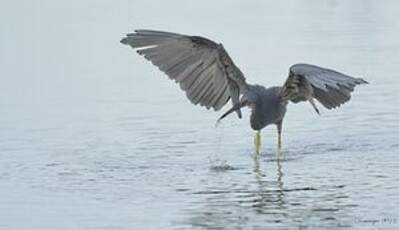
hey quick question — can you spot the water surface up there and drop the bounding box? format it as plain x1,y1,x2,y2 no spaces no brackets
1,0,399,229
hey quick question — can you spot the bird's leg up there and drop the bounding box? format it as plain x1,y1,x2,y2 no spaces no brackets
254,130,261,156
276,121,283,158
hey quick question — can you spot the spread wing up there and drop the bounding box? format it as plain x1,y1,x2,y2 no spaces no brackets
121,30,248,118
280,63,368,113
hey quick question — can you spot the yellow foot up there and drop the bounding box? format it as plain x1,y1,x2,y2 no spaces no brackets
254,130,261,156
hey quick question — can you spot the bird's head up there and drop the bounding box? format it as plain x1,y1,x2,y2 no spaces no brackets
216,89,259,122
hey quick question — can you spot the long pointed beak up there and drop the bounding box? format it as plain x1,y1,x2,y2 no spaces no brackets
217,100,248,122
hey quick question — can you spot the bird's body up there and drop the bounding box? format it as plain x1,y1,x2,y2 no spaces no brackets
244,85,286,131
121,30,368,155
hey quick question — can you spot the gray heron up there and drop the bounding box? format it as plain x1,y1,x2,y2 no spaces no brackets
121,30,368,155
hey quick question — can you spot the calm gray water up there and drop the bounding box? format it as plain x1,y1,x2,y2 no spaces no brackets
1,0,399,229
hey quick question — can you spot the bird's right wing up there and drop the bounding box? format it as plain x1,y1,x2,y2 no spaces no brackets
121,30,248,117
280,63,368,113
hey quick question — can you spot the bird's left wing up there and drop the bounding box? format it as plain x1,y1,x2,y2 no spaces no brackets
121,30,248,117
280,63,368,113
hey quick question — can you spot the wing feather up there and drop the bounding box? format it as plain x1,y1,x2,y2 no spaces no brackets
281,63,368,113
121,30,248,114
214,86,230,110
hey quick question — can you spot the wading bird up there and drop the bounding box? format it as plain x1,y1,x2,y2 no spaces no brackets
121,30,368,155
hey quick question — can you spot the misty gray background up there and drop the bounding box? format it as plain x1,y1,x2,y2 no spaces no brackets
1,0,399,229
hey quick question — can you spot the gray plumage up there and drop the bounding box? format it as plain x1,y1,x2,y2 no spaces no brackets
121,30,247,118
244,86,287,131
121,29,368,137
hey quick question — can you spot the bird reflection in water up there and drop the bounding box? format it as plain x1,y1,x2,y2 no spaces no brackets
252,155,286,218
184,153,287,229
